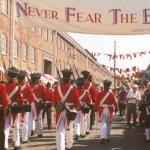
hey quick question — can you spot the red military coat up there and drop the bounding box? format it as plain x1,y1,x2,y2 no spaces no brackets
77,88,92,104
18,82,35,120
18,82,34,104
0,84,9,128
53,84,80,129
5,83,24,105
44,88,54,105
30,83,45,118
83,81,98,103
94,90,118,121
5,83,24,126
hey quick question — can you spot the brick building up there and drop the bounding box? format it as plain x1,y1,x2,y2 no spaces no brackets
0,0,114,86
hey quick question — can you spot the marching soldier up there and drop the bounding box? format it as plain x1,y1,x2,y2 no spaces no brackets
42,82,54,129
53,69,80,150
5,67,24,150
94,80,118,144
17,71,34,143
30,73,45,138
81,71,98,133
0,82,9,150
74,78,92,141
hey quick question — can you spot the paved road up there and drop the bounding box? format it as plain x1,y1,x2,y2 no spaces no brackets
8,116,150,150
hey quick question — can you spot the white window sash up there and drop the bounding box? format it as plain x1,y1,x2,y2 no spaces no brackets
1,35,7,54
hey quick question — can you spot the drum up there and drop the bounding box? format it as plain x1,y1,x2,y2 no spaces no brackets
55,102,65,112
45,103,52,110
37,101,45,109
66,110,77,121
81,105,90,113
11,105,22,114
22,104,31,112
88,103,94,109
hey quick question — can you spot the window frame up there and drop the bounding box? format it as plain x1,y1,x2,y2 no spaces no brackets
13,40,18,58
31,47,35,63
22,44,27,61
2,0,8,15
1,34,7,55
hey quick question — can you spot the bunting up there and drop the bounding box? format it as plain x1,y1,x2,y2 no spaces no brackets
91,49,150,60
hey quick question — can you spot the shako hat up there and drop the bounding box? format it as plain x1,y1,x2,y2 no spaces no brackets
103,79,112,89
81,70,90,78
46,82,51,87
17,70,27,78
17,70,28,81
31,72,41,81
61,69,73,78
7,67,19,78
77,78,85,86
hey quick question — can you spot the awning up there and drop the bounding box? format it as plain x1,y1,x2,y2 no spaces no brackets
40,74,58,85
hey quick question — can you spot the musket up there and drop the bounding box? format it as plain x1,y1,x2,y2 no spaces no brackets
56,67,62,83
74,64,80,78
26,63,32,84
69,63,76,82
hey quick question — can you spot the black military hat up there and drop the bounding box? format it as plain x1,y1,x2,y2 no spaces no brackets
81,70,90,77
103,79,112,89
46,82,51,88
17,70,27,81
61,69,73,78
7,67,19,78
31,73,41,81
77,78,85,86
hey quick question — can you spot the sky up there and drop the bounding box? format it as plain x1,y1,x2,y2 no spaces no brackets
68,33,150,71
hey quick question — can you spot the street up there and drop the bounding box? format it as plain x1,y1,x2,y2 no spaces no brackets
8,116,150,150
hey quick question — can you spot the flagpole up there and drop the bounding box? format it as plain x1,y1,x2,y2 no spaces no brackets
10,0,15,66
114,40,116,89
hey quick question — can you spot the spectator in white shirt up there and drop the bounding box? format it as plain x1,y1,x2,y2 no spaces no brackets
126,84,141,129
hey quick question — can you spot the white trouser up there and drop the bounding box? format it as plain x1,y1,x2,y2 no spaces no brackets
35,109,43,135
56,111,74,150
28,103,35,136
74,111,81,136
145,128,150,140
22,112,29,141
80,113,87,136
4,114,11,149
86,110,91,132
100,107,112,139
13,114,21,147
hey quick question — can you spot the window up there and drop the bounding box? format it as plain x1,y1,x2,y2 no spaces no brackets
42,28,48,40
38,28,42,36
58,37,61,48
13,40,18,58
48,31,53,43
22,44,27,61
2,0,8,15
1,34,7,54
32,27,36,32
31,48,35,63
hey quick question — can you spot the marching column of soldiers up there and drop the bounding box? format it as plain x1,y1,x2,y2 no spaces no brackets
5,66,150,150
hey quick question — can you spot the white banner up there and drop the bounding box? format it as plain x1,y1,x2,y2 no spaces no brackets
16,0,150,35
